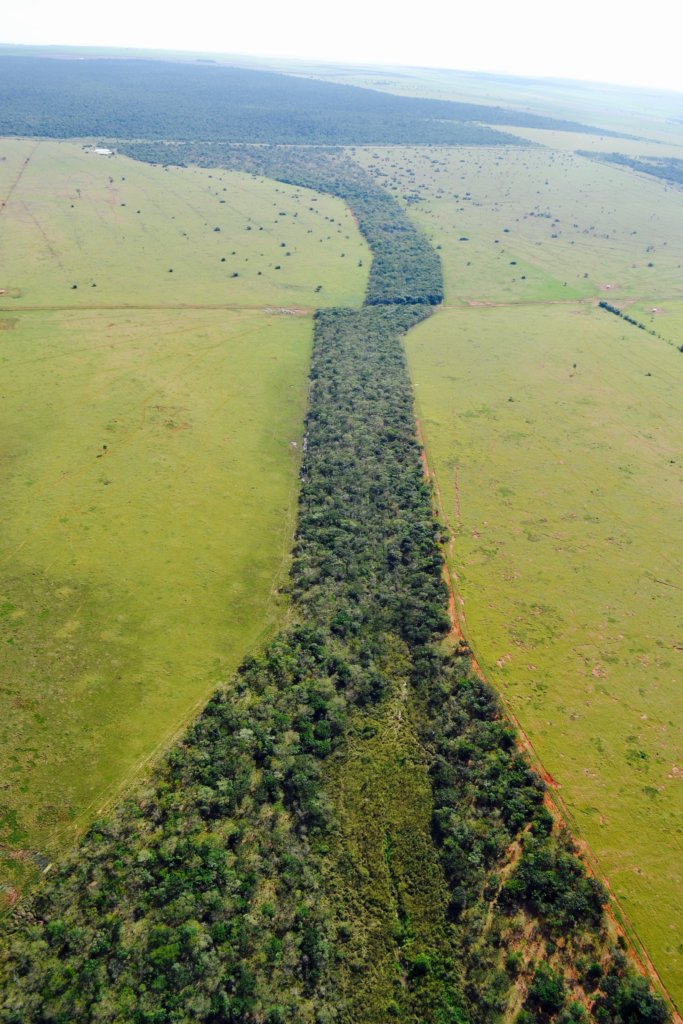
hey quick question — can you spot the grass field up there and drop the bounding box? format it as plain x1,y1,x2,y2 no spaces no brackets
499,126,683,158
350,141,683,1008
355,145,683,308
0,139,369,308
0,139,369,901
407,301,683,1009
0,308,312,893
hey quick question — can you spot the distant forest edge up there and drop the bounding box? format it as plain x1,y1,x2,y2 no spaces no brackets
0,56,629,144
577,150,683,186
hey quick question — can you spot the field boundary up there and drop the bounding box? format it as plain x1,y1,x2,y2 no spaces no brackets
414,409,682,1023
0,303,313,313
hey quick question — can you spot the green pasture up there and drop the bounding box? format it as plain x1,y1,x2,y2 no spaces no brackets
627,297,683,352
0,140,370,900
0,306,312,895
380,136,683,1007
0,139,369,309
385,136,683,1007
354,145,683,307
406,301,683,1009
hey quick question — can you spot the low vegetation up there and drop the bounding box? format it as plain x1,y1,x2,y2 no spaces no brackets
119,142,444,306
0,139,369,308
384,135,683,1006
597,300,659,337
0,307,313,897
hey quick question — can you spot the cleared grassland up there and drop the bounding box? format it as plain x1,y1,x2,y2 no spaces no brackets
0,139,370,309
0,307,313,893
407,301,683,1008
0,139,370,900
384,137,683,1008
322,66,683,143
355,145,683,308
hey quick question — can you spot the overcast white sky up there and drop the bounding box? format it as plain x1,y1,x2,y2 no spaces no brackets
3,0,683,94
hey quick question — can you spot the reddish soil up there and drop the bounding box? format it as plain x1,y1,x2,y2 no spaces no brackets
416,415,681,1022
1,888,20,908
453,466,462,526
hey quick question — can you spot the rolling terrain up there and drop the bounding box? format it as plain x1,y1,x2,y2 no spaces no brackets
2,145,666,1024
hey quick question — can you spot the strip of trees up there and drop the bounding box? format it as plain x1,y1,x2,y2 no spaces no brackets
0,146,669,1024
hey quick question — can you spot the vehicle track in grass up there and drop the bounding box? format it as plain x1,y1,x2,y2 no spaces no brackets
0,141,39,217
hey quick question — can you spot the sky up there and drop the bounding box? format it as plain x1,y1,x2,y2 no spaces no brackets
3,0,683,94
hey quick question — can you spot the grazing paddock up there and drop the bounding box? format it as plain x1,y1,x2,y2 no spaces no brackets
0,139,369,309
0,138,370,898
0,307,312,893
354,140,683,1008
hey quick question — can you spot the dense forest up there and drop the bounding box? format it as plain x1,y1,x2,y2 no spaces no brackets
0,55,627,145
0,140,668,1024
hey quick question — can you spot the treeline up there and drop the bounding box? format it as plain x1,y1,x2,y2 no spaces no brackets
1,628,350,1022
598,300,659,337
0,149,670,1024
120,142,444,305
577,150,683,186
0,55,623,145
0,300,449,1022
418,665,668,1024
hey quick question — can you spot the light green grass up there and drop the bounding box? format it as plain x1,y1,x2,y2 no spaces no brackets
324,66,683,142
0,139,370,309
0,139,370,901
627,298,683,352
323,640,459,1022
353,146,683,307
366,137,683,1009
0,307,313,894
406,301,683,1010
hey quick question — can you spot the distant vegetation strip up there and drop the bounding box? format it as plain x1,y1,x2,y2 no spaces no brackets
598,300,661,338
577,150,683,185
0,149,669,1024
0,55,627,145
